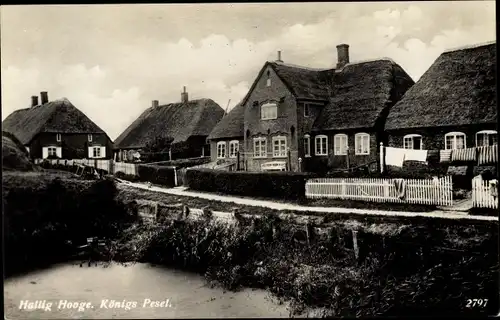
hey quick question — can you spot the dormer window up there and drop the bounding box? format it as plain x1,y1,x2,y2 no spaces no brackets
56,133,61,142
261,103,277,120
266,70,271,87
88,134,93,142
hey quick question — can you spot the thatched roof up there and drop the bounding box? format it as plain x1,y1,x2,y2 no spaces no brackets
208,102,245,140
312,59,414,131
241,61,332,105
385,42,496,130
2,98,109,145
114,98,224,149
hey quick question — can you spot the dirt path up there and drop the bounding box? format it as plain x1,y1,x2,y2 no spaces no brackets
116,179,498,222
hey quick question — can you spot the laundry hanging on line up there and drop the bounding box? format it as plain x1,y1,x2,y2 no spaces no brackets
439,150,452,163
451,147,477,162
404,149,428,162
393,178,407,200
478,145,498,165
385,147,406,167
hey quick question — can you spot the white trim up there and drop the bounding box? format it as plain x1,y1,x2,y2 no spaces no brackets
216,141,227,159
445,132,466,150
272,136,287,158
261,103,278,120
253,137,267,158
229,140,239,158
334,134,348,156
56,133,61,142
89,146,103,158
354,133,370,155
476,130,498,147
403,134,423,150
304,135,311,157
315,135,328,156
88,134,93,142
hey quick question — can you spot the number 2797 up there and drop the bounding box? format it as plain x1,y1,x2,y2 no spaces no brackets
466,299,488,308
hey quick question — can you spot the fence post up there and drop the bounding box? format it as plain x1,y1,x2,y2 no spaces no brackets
346,147,350,171
174,167,178,187
379,142,384,173
341,179,346,199
236,151,240,171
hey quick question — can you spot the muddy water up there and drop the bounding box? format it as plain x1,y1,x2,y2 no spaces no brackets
4,262,293,319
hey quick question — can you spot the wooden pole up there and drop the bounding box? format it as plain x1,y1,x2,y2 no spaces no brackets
236,150,240,171
346,146,350,171
287,148,292,171
380,142,384,173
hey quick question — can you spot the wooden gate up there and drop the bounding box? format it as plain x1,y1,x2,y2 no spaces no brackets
175,168,188,187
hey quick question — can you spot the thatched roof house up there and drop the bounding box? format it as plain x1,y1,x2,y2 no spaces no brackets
385,41,496,131
313,59,414,131
2,94,113,160
384,41,497,156
207,102,245,141
114,88,224,160
2,97,109,145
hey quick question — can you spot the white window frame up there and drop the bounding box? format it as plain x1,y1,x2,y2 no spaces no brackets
355,133,370,155
334,134,348,156
315,135,328,156
304,103,310,117
476,130,498,147
88,134,93,142
272,136,287,158
261,103,278,120
217,141,227,159
253,137,267,158
403,134,423,150
266,78,271,87
229,140,239,158
48,147,57,157
304,134,311,157
56,133,61,142
445,132,466,150
92,146,101,158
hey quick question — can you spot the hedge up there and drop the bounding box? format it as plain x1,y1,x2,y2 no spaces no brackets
151,157,211,169
137,164,176,187
185,169,316,200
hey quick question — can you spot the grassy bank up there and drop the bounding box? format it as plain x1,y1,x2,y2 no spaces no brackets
3,171,136,277
4,171,499,316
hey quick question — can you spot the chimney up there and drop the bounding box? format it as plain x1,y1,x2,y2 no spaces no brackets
181,86,189,103
152,100,159,108
40,91,49,104
31,96,39,107
336,44,350,69
276,50,283,63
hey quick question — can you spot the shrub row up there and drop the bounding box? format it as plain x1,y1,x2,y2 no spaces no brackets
136,164,176,187
152,157,211,169
186,168,316,200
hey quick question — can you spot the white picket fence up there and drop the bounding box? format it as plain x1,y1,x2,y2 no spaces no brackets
36,158,138,176
472,176,498,209
305,176,454,206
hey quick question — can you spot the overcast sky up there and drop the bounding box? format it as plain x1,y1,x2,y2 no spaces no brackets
1,2,496,140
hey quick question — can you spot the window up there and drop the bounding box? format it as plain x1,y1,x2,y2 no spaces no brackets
304,135,311,157
229,140,239,158
266,71,271,87
93,147,101,158
261,103,278,120
334,134,348,155
217,141,226,159
304,103,310,117
315,135,328,156
48,147,57,157
445,132,466,150
56,133,61,142
88,134,93,142
253,137,267,158
272,136,287,158
476,130,498,147
403,134,423,150
355,133,370,155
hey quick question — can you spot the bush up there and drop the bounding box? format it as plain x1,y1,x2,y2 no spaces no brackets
115,171,141,182
137,164,176,187
186,169,316,200
152,157,211,168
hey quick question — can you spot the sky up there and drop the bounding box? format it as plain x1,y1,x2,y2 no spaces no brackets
1,2,496,140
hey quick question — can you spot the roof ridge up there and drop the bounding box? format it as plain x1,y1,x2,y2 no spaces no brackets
335,58,395,72
442,40,496,54
271,61,330,71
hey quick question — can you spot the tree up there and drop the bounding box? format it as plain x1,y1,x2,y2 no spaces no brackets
143,136,174,153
